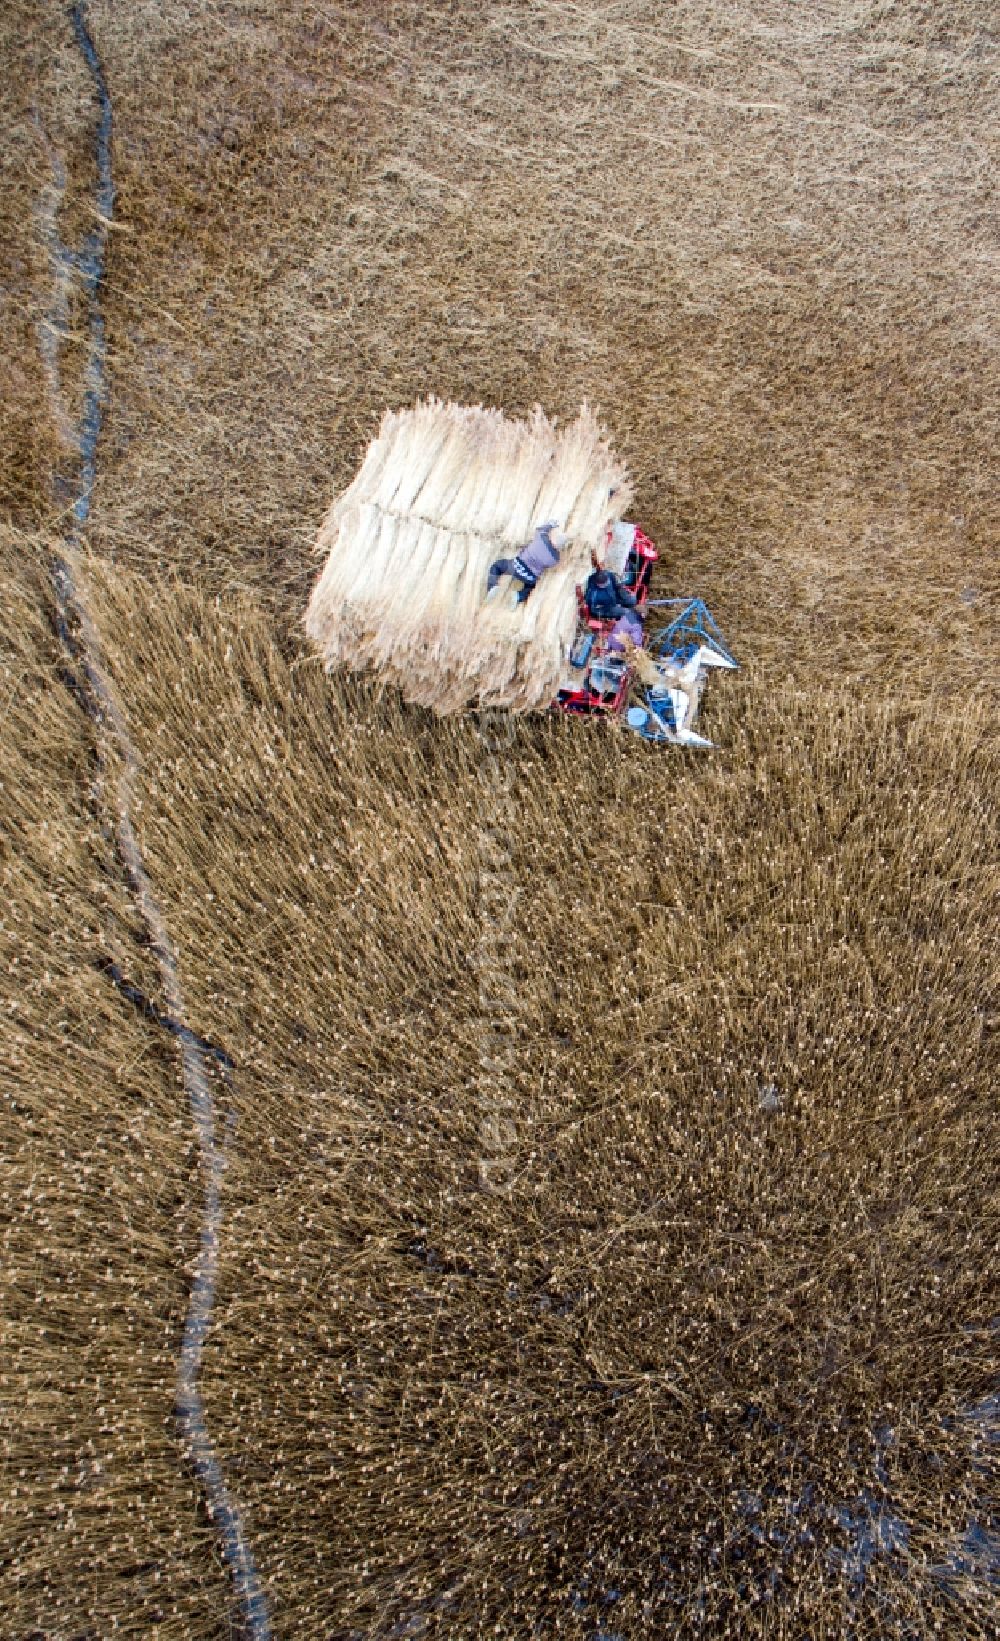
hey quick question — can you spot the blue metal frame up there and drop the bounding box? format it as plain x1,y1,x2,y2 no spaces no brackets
645,598,738,668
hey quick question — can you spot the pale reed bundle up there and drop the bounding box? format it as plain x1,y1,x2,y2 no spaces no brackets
304,399,633,713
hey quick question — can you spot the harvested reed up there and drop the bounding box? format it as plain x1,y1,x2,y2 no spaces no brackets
305,399,632,712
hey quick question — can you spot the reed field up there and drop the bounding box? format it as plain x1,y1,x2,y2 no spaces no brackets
2,3,998,1638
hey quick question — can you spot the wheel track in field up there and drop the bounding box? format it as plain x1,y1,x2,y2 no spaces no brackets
41,7,272,1636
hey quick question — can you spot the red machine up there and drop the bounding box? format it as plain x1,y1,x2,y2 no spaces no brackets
554,527,658,716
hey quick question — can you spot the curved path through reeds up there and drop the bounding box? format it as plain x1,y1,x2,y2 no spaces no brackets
43,8,272,1636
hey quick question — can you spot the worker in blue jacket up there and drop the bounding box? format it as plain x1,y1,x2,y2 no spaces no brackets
584,565,640,622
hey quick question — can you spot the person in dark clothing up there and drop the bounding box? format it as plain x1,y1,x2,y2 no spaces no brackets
486,521,564,604
584,566,640,622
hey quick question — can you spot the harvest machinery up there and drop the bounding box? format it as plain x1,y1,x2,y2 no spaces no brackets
554,526,737,748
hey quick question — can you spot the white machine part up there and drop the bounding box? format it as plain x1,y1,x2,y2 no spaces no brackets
642,645,738,747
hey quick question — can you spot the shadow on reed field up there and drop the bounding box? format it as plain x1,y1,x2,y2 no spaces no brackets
1,0,998,1637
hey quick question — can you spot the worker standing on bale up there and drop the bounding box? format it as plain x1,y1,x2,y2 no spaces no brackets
486,520,566,604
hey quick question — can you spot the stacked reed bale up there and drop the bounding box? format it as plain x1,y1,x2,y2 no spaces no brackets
304,400,633,712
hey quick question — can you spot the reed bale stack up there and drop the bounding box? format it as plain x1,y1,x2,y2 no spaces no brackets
304,400,633,712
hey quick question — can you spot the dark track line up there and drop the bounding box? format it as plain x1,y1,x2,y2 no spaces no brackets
45,9,273,1636
96,957,237,1074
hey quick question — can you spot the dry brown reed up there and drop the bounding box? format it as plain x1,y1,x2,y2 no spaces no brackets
0,6,97,529
4,552,992,1637
0,536,232,1635
2,1,998,1637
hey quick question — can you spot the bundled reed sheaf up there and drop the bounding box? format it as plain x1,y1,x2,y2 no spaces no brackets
304,400,633,712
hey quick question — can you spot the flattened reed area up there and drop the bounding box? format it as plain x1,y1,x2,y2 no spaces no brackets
4,553,994,1636
8,1,994,687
